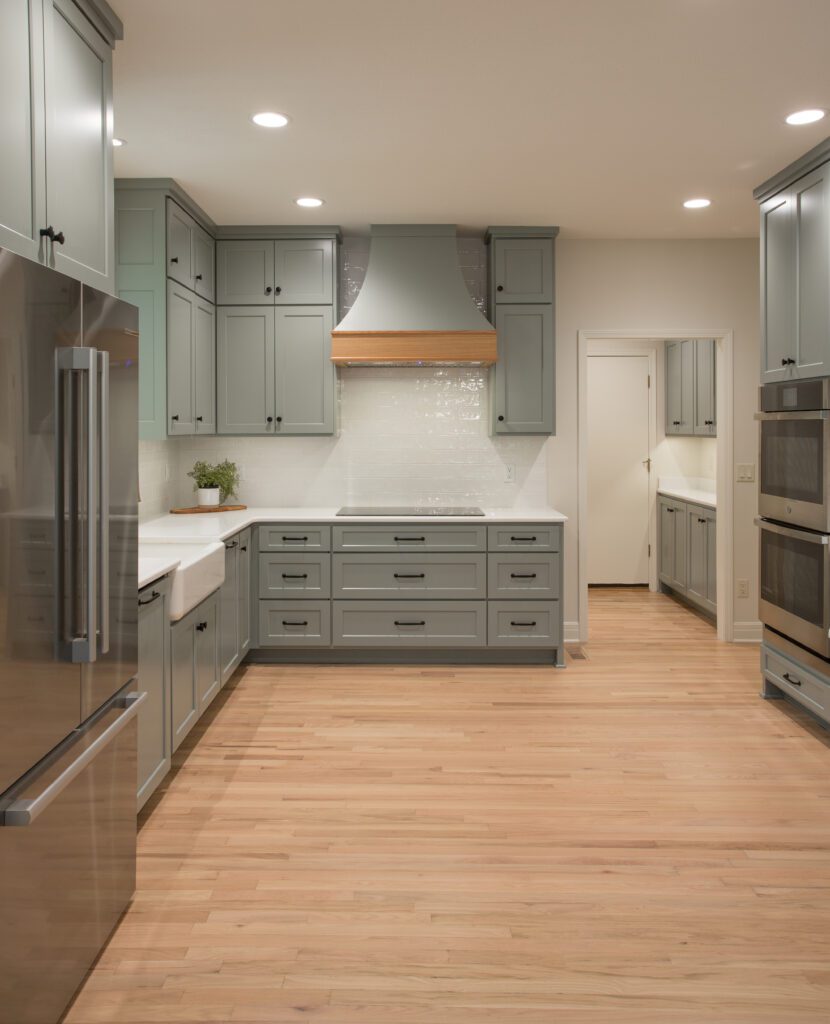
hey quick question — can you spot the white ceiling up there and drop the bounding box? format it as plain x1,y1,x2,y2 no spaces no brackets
110,0,830,237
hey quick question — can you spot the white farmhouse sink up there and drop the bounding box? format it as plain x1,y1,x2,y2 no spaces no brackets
139,540,225,621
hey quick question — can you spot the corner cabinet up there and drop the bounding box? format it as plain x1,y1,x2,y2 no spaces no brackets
658,494,716,618
0,0,120,291
757,147,830,382
666,338,716,437
486,227,558,435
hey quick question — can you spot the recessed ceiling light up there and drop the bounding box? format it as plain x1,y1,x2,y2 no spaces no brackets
252,111,289,128
785,108,825,126
112,137,126,147
683,198,711,209
296,197,324,207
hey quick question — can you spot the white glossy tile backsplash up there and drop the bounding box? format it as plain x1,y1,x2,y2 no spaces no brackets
138,440,178,519
140,234,550,514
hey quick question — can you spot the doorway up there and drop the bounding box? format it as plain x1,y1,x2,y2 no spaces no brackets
587,354,651,584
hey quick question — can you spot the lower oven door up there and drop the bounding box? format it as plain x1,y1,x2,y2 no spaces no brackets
0,688,143,1024
757,517,830,658
758,410,830,532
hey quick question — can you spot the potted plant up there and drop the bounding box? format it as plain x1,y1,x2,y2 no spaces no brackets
187,459,240,508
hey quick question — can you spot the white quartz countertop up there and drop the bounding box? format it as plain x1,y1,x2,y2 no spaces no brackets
657,487,717,510
138,554,180,590
139,506,567,543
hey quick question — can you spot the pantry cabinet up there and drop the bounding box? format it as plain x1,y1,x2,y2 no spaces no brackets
0,0,119,290
665,338,716,437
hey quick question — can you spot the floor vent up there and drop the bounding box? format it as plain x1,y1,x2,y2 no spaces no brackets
567,646,588,661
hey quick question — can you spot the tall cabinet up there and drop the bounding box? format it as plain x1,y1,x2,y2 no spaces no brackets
0,0,121,291
665,338,716,436
485,227,558,435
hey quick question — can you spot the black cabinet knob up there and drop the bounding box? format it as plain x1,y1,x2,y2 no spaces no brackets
196,621,207,632
265,286,273,295
496,285,504,292
672,420,680,426
53,230,65,245
195,273,203,280
39,225,64,244
170,256,179,263
498,415,505,422
196,415,203,422
276,416,282,423
781,357,796,366
704,419,713,425
275,285,282,295
266,415,274,423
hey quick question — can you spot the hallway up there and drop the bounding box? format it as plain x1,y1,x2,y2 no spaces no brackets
65,589,830,1023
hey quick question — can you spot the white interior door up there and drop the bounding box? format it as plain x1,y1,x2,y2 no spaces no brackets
587,355,651,584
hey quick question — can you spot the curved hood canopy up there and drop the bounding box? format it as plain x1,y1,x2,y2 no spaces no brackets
331,225,496,366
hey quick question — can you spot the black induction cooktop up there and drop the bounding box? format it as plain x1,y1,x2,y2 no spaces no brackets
336,506,485,516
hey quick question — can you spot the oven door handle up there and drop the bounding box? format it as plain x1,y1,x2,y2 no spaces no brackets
754,410,830,421
754,517,830,544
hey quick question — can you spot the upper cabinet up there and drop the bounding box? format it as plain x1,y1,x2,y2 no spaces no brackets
486,227,558,435
665,338,716,437
166,198,215,302
0,0,120,290
756,145,830,382
216,238,335,305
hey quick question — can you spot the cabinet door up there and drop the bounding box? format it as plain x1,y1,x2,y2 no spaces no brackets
274,306,335,433
679,339,695,435
0,0,45,261
167,281,195,435
195,597,219,713
274,238,334,304
760,189,796,382
43,0,113,290
705,513,717,609
192,222,215,302
219,540,240,684
492,238,553,303
171,617,197,752
693,338,716,436
166,198,193,288
239,529,252,657
665,341,682,435
217,307,275,433
658,499,675,585
794,165,830,379
492,305,554,433
137,583,169,810
671,502,687,590
193,299,216,434
686,507,708,606
216,240,275,304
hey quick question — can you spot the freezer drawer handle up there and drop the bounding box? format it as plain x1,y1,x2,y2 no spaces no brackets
1,692,146,827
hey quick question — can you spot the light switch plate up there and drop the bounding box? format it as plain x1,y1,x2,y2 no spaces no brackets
736,463,755,482
736,579,749,598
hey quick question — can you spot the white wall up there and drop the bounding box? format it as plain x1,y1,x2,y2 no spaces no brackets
551,238,759,637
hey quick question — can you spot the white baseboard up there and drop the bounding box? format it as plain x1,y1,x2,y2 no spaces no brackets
564,621,581,644
732,620,763,643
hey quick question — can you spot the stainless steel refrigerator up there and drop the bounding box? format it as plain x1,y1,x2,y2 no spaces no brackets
0,249,140,1024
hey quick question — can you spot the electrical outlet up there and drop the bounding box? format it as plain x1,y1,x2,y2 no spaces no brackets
736,579,749,598
505,464,516,483
164,465,170,482
736,463,755,482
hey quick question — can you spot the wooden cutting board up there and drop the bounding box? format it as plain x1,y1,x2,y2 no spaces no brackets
170,504,248,514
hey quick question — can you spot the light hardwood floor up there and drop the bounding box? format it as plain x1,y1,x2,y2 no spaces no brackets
64,588,830,1023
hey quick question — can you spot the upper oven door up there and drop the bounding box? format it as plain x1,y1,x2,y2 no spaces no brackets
757,517,830,658
758,410,830,532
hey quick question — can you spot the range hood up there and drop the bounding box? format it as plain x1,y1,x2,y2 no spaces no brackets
331,225,497,366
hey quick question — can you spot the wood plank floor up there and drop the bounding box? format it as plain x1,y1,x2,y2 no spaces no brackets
64,588,830,1023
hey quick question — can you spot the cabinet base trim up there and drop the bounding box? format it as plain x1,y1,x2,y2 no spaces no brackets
246,648,562,666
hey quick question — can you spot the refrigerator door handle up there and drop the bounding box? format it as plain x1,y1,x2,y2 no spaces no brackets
1,692,146,827
98,350,110,655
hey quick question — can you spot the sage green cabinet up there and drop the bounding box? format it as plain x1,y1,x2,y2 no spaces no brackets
171,591,219,752
658,496,687,591
759,162,830,383
166,198,215,302
216,238,334,305
166,280,215,436
217,305,335,435
666,338,716,437
492,237,554,303
492,305,554,433
137,575,171,811
658,495,717,617
219,528,252,685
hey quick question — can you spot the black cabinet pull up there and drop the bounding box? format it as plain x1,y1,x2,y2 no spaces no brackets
394,536,425,542
282,573,308,579
196,621,207,632
171,414,179,422
511,620,537,627
39,225,64,244
510,535,536,542
782,672,801,687
170,256,179,263
698,517,707,523
394,572,426,578
283,535,308,542
225,540,238,549
282,619,308,627
498,415,505,422
138,590,161,607
275,285,282,295
265,286,273,295
240,545,247,552
496,284,504,292
196,415,203,422
510,572,537,579
195,273,203,280
395,620,426,626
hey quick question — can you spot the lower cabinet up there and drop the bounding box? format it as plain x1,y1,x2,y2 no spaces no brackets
658,495,716,616
171,590,219,752
137,575,171,810
219,528,251,684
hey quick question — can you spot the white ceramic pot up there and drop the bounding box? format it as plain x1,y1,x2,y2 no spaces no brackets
196,487,221,507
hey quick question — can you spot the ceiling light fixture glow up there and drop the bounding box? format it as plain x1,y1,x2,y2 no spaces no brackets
296,196,324,207
683,197,711,209
112,137,125,147
785,108,825,126
252,111,289,128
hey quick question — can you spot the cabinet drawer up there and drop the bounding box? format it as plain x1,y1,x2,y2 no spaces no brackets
487,524,561,551
332,553,486,599
488,553,560,599
259,553,331,599
258,600,331,646
332,525,486,552
487,601,560,647
258,524,331,552
333,601,486,647
762,644,829,717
